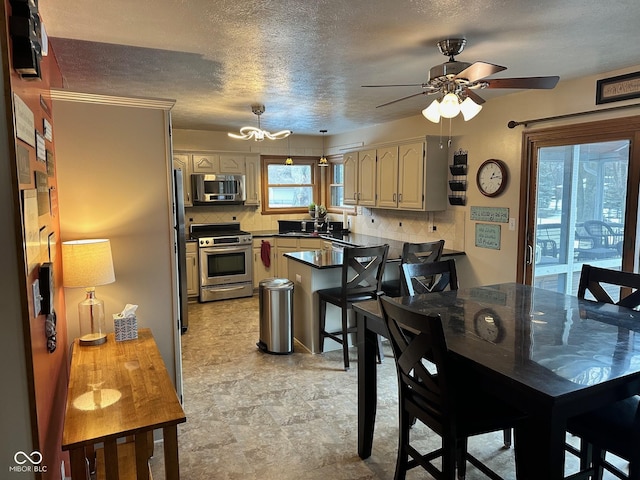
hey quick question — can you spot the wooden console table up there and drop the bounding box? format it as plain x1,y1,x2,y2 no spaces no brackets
62,328,186,480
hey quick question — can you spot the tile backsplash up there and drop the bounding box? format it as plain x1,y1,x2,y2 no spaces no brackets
185,206,465,251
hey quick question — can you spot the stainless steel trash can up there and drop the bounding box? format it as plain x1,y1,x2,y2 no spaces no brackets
257,278,294,354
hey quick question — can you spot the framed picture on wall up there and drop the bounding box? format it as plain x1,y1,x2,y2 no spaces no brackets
596,71,640,104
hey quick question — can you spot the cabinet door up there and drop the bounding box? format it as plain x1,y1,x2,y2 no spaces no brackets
219,154,246,174
358,149,377,206
343,151,358,205
398,142,425,210
253,245,275,285
192,154,220,173
298,238,323,250
173,153,193,207
376,146,399,208
276,247,298,280
245,156,260,205
186,245,199,297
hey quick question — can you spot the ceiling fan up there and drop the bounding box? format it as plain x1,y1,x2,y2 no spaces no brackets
363,38,559,115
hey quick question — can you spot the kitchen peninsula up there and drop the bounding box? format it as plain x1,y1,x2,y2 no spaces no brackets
283,237,463,353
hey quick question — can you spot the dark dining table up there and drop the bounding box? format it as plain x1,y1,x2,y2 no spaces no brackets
355,282,640,480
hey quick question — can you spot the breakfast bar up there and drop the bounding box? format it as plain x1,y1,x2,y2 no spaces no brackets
285,244,462,353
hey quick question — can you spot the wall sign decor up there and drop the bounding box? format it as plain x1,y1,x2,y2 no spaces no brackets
46,149,55,176
23,189,39,274
17,143,31,185
36,131,46,162
596,71,640,105
14,93,35,147
475,223,501,250
470,206,509,223
35,171,50,217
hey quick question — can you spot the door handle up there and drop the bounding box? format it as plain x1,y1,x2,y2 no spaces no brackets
526,244,533,265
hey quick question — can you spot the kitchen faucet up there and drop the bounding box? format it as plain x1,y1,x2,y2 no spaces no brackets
314,218,324,233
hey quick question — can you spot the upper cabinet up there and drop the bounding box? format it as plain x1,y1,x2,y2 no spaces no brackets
244,155,260,206
345,138,447,212
192,154,220,173
344,149,376,207
173,153,193,207
173,151,261,206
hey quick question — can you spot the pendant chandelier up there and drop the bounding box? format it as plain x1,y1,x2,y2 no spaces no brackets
285,134,294,165
318,129,328,167
228,104,292,141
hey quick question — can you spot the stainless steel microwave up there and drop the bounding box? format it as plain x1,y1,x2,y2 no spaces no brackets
192,174,246,205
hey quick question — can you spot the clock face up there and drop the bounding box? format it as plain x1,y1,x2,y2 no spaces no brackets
477,159,507,197
473,308,506,343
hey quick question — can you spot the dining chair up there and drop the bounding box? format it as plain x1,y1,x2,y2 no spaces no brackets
382,240,445,297
379,296,524,480
577,264,640,309
399,258,513,449
318,244,389,370
565,265,640,480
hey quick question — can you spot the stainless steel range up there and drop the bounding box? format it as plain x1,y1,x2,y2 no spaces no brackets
190,223,253,302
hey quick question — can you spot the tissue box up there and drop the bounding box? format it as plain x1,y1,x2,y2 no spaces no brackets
113,314,138,341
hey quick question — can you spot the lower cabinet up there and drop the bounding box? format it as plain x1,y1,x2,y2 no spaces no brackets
186,242,199,298
253,237,276,286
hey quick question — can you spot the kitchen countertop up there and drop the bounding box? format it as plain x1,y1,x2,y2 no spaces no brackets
251,229,463,261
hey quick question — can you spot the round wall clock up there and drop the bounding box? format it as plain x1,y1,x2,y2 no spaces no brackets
476,159,508,197
473,308,506,343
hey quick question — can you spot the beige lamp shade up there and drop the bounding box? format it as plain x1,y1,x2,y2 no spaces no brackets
62,239,116,288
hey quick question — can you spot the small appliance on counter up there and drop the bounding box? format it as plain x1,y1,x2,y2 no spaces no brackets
190,222,253,302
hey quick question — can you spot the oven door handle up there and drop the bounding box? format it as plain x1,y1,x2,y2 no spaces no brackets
201,245,250,254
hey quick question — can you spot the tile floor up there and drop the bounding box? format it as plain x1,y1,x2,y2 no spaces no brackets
150,295,624,479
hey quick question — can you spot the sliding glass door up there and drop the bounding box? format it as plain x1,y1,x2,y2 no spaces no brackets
520,116,640,300
533,141,629,295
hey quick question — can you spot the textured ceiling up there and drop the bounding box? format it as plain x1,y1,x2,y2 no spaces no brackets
38,0,640,135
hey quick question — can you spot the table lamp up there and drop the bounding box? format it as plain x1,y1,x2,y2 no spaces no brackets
62,239,115,346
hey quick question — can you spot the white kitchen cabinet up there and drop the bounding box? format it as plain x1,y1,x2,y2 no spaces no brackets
349,139,446,212
253,237,276,286
192,154,220,173
173,153,193,207
343,149,376,206
244,155,261,206
376,142,427,211
376,146,399,208
186,242,199,298
219,153,246,174
276,237,299,280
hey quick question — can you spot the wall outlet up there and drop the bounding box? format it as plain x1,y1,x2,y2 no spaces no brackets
295,274,302,284
509,218,516,231
356,206,362,215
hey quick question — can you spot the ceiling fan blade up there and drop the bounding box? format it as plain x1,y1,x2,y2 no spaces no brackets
456,62,507,83
362,84,424,88
463,89,486,105
485,76,560,89
376,92,425,108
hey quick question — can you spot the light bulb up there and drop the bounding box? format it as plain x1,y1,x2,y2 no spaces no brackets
422,99,441,123
285,156,293,166
439,93,461,118
459,97,482,121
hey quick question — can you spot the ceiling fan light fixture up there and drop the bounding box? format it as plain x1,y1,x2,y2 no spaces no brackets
459,96,482,121
422,99,441,123
439,93,461,118
228,104,292,142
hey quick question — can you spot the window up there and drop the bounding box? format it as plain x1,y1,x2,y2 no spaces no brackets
329,161,346,209
262,158,318,213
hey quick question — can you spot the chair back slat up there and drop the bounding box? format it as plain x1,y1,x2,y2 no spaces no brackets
401,240,445,265
578,264,640,309
342,245,389,297
401,259,458,296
